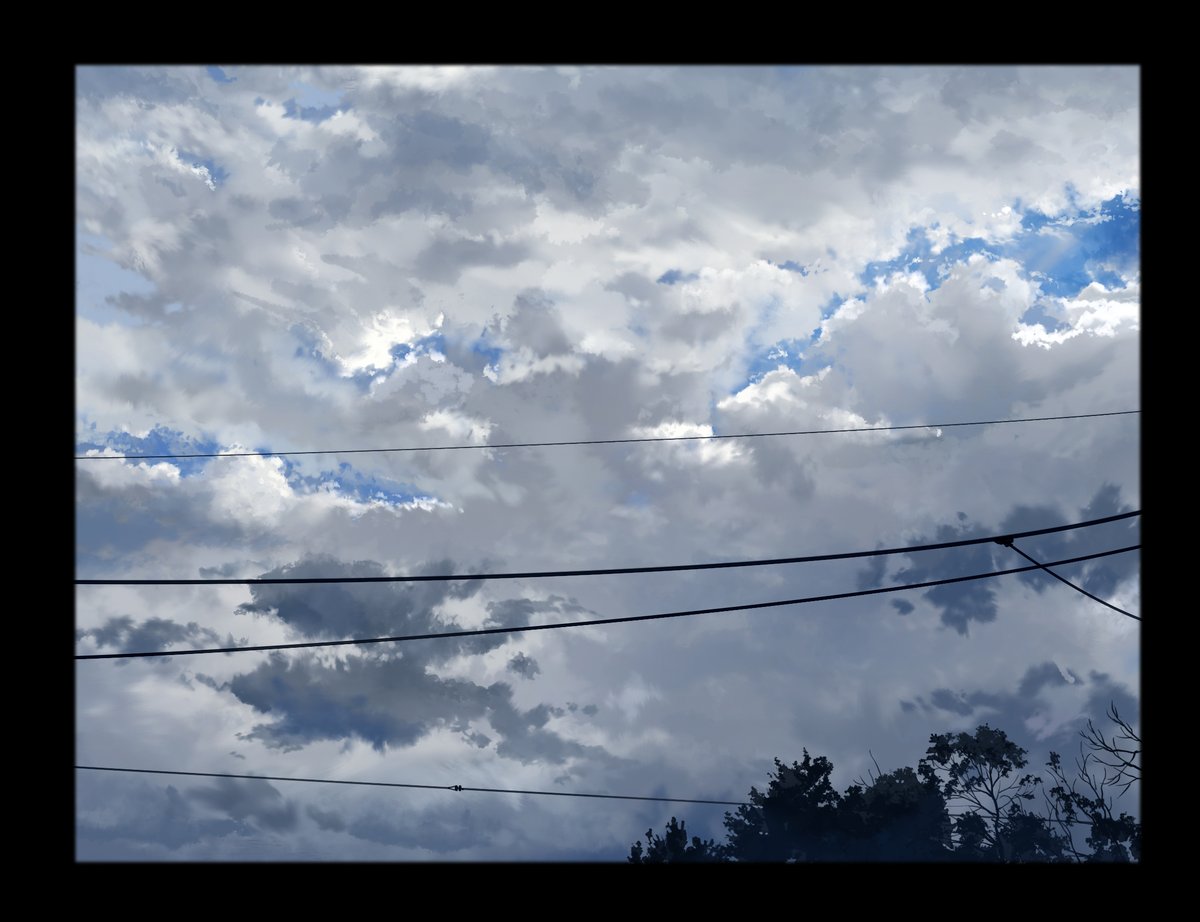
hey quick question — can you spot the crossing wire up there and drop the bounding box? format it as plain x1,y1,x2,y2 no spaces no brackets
73,409,1140,461
75,765,749,807
75,544,1139,661
996,538,1140,621
76,511,1140,585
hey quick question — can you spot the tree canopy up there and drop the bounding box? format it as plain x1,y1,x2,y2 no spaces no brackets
628,708,1139,863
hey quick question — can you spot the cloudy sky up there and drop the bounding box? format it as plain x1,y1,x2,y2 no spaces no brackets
75,65,1140,861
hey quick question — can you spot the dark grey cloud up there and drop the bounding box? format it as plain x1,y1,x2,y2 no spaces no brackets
229,653,503,751
77,616,239,659
488,701,594,765
919,661,1134,765
236,555,490,663
198,559,272,579
534,356,728,463
259,118,483,226
346,804,503,854
106,290,174,320
77,66,206,106
267,197,325,228
193,673,229,692
869,486,1139,636
744,437,818,501
414,236,530,285
189,777,299,832
94,373,159,408
507,652,541,680
996,484,1140,598
1018,661,1079,698
605,271,663,305
856,554,887,591
391,109,492,171
928,688,975,716
75,467,245,561
1083,671,1139,727
888,518,999,635
658,306,741,346
458,357,669,451
496,291,573,357
226,647,603,764
77,773,311,859
306,805,347,832
77,783,242,854
368,183,471,221
986,129,1065,168
485,596,592,626
923,576,997,635
221,578,611,760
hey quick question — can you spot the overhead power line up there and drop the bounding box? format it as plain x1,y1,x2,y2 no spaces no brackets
75,763,744,806
73,409,1140,461
995,538,1140,621
75,766,749,807
76,511,1140,585
75,544,1139,661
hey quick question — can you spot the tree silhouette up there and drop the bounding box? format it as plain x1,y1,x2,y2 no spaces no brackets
917,723,1053,861
1043,704,1141,862
722,752,842,861
628,816,724,863
627,708,1138,862
839,765,953,861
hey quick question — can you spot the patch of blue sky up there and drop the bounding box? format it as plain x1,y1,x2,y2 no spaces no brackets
1018,207,1055,233
471,339,503,367
466,327,504,373
656,268,699,285
415,330,446,358
338,330,450,392
742,337,811,385
781,293,846,354
75,424,221,477
283,463,437,510
1018,302,1070,334
76,231,156,324
819,293,847,323
860,227,996,292
860,192,1138,305
291,81,344,109
283,82,348,123
1090,266,1126,289
730,291,842,397
177,149,230,186
389,342,414,364
291,324,343,376
1007,194,1139,297
206,65,236,84
344,371,380,393
770,259,809,276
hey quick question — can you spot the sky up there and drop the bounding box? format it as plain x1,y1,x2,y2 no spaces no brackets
75,65,1140,861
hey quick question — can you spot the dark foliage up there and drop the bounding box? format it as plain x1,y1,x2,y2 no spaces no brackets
628,707,1139,862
